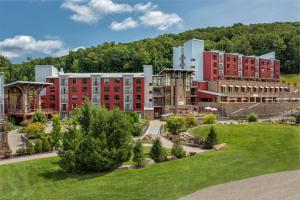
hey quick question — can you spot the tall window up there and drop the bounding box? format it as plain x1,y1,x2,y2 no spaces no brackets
82,78,87,84
104,78,110,84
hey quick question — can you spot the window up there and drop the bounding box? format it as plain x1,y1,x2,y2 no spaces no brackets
136,95,141,100
125,95,132,102
125,77,132,86
104,78,109,83
251,60,254,64
72,87,77,93
93,95,100,102
262,61,264,65
115,103,120,108
245,59,248,63
136,103,141,109
72,104,77,109
72,96,77,100
82,78,87,84
136,86,141,92
50,95,55,100
61,77,67,86
50,104,55,109
114,78,120,83
50,87,55,93
93,76,100,85
226,64,230,68
125,87,132,93
149,98,152,102
213,70,218,75
72,78,76,84
104,95,109,100
49,79,55,83
104,86,110,92
213,55,217,60
149,83,153,86
136,79,141,84
114,86,120,92
93,87,99,94
227,57,230,61
61,104,67,111
213,62,217,67
82,87,87,93
114,95,120,100
149,91,152,94
61,87,67,94
233,58,237,62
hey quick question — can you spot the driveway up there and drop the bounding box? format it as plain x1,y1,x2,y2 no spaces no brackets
179,170,300,200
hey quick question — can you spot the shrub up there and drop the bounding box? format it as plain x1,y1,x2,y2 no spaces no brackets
22,122,45,139
248,112,258,123
27,142,35,155
204,126,218,149
16,147,27,156
184,115,199,128
150,138,167,163
34,139,43,153
51,114,62,148
32,112,47,123
20,119,32,127
171,142,186,159
132,123,143,136
165,116,186,135
7,122,16,131
293,82,298,86
133,140,145,167
42,137,51,152
288,116,296,124
296,113,300,124
59,150,76,173
203,113,217,124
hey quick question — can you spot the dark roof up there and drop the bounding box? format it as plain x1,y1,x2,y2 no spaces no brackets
4,81,52,88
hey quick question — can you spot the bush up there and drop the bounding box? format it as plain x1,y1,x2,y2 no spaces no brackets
132,123,143,136
204,126,218,149
248,112,258,123
288,116,296,124
16,147,27,156
34,139,43,153
150,138,167,163
51,114,62,148
203,113,217,124
165,116,186,135
27,142,35,155
20,119,32,127
22,122,45,139
133,140,145,167
7,122,17,131
32,112,47,123
184,115,199,128
42,137,51,152
171,142,186,159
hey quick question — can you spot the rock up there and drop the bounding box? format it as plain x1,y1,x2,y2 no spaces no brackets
189,152,197,156
118,165,130,170
145,158,155,165
213,143,227,151
167,155,177,160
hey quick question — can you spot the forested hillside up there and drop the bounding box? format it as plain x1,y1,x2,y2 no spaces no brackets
0,22,299,83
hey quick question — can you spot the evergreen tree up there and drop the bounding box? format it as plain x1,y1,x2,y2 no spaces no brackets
150,138,166,163
34,139,43,153
204,126,218,149
26,142,35,155
171,142,186,159
51,114,62,148
42,137,51,152
133,140,145,167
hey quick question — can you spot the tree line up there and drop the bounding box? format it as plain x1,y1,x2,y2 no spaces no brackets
0,22,299,83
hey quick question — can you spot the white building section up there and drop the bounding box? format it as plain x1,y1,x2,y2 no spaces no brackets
259,52,275,60
35,65,58,96
143,65,153,110
173,46,184,69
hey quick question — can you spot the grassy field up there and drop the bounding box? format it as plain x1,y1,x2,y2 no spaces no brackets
281,74,300,85
0,124,299,200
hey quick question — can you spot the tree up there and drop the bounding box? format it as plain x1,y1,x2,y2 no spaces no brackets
150,138,166,163
171,142,186,159
59,106,133,173
248,112,258,122
203,113,217,124
185,115,199,128
51,114,62,148
204,126,218,149
34,139,43,153
165,116,186,135
75,101,95,135
133,140,145,167
42,137,51,152
26,142,35,155
32,112,47,123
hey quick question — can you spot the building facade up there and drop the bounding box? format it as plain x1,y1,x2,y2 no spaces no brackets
0,72,4,119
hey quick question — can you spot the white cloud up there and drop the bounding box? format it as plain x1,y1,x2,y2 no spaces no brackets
0,35,64,58
139,11,182,31
110,17,138,31
134,2,157,12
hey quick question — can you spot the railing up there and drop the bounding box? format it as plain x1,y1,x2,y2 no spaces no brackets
5,108,55,114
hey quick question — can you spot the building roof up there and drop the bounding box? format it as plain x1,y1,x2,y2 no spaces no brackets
4,81,52,88
198,90,227,96
158,68,195,75
47,72,144,78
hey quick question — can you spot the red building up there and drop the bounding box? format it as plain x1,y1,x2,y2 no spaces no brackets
203,51,219,81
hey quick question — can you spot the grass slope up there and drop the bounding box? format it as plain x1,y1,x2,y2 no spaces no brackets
0,124,299,200
281,74,300,86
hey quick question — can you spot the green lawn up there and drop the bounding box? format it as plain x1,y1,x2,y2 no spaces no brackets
0,124,299,200
281,74,300,86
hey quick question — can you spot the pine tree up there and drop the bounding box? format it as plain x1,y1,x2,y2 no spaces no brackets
204,126,218,149
150,138,166,163
171,142,186,159
133,140,145,167
34,139,43,153
42,137,51,152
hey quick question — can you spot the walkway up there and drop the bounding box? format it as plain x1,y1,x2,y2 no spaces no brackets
144,120,163,136
7,129,25,154
160,136,208,153
179,170,300,200
0,152,57,165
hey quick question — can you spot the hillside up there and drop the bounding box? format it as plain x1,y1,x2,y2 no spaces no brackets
0,21,299,83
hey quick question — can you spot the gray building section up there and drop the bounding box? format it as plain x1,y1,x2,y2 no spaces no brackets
35,65,58,96
143,65,153,110
123,75,133,111
0,73,4,119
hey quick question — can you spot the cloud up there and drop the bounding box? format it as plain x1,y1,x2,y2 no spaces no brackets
62,0,182,30
139,11,182,31
110,17,138,31
0,35,64,58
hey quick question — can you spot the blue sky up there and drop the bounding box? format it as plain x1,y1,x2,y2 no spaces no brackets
0,0,299,63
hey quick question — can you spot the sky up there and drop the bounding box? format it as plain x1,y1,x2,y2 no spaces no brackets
0,0,299,63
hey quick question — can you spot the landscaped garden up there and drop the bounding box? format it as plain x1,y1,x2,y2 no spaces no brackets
0,123,299,200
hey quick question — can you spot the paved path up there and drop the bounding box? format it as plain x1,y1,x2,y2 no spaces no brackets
7,129,25,155
144,120,163,136
179,170,300,200
0,152,57,165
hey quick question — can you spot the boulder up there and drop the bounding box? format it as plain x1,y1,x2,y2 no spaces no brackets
167,155,177,160
145,158,155,165
213,143,227,151
189,152,197,156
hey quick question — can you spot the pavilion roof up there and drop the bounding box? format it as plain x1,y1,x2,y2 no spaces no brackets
4,81,52,89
